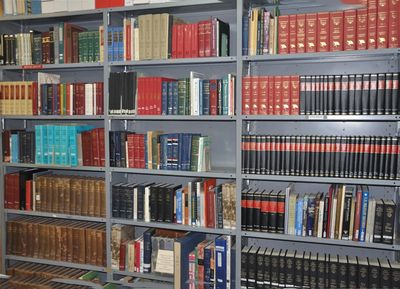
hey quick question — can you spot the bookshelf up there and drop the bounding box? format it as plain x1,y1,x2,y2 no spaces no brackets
0,0,399,288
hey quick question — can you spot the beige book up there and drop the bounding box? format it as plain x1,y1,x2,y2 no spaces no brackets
288,193,298,235
134,27,140,61
365,198,376,242
152,14,161,59
269,18,275,55
138,15,146,60
99,26,104,62
330,196,338,239
249,8,258,56
160,13,170,59
317,197,325,238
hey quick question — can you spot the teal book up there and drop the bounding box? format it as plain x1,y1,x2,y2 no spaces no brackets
54,125,61,165
42,125,49,165
11,134,19,163
69,125,94,166
60,125,69,165
222,75,229,115
47,125,55,165
35,125,43,164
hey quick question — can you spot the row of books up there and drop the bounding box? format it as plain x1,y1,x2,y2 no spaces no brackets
6,217,106,266
111,225,235,288
241,135,399,180
112,180,236,230
4,171,106,217
0,24,103,65
244,3,400,56
109,131,212,172
2,126,105,167
114,14,230,62
0,81,104,116
241,246,400,289
242,72,399,116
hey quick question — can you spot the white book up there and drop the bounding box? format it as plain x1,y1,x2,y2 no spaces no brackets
330,197,338,239
284,183,294,235
190,71,205,115
365,198,376,242
93,83,97,115
188,181,192,226
134,27,140,61
226,236,232,289
133,0,150,4
69,84,74,115
4,0,13,15
133,187,138,220
125,0,135,5
144,186,151,222
125,140,129,167
85,83,93,115
199,181,205,227
317,198,325,238
337,185,346,240
140,237,144,273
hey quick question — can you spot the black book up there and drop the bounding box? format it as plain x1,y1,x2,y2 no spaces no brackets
256,247,266,289
300,76,306,115
126,184,136,219
341,186,354,240
111,183,122,218
377,73,386,115
253,190,262,232
334,75,341,115
119,131,127,168
270,249,280,288
284,135,291,176
317,253,326,288
263,248,274,288
368,136,376,179
294,251,304,288
260,190,270,232
241,189,249,230
246,190,254,231
217,18,230,56
382,200,396,244
379,258,391,289
305,76,312,114
241,135,247,173
309,253,318,289
157,184,167,222
276,191,285,234
310,76,316,115
369,73,378,115
119,184,129,219
329,254,339,288
322,75,329,114
309,136,316,177
384,73,393,115
166,185,181,222
217,79,223,115
247,246,259,289
275,136,282,175
347,256,358,289
260,135,267,175
304,136,310,176
354,74,363,115
338,255,348,289
358,257,369,288
278,249,287,286
249,135,257,174
268,191,278,233
295,136,301,176
303,252,311,288
266,135,271,175
290,136,296,176
341,75,349,114
378,137,387,179
286,250,295,287
109,132,116,167
389,136,398,180
339,136,348,178
362,136,371,178
324,136,333,177
384,136,393,180
368,258,381,289
334,136,341,177
241,246,251,288
372,199,384,243
315,136,321,177
327,75,335,115
150,184,161,222
389,260,400,289
136,183,147,220
255,135,262,174
270,136,277,175
391,73,399,115
348,75,356,114
315,75,321,114
361,74,370,115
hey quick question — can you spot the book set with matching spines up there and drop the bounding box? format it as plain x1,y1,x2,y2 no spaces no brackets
241,246,400,289
111,13,230,62
244,0,400,56
0,80,104,116
109,131,211,172
241,135,399,180
0,23,103,66
242,184,396,245
242,72,399,115
2,125,105,167
4,171,106,218
6,217,106,267
111,225,235,288
112,180,236,230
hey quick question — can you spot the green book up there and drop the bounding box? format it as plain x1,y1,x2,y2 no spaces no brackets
58,22,64,64
88,31,95,62
185,78,191,115
78,271,99,281
78,32,85,63
190,135,200,172
94,31,100,62
178,79,186,115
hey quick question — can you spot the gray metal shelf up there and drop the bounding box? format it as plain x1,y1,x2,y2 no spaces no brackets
5,209,106,223
5,255,106,272
108,115,236,121
0,62,104,71
1,163,106,172
2,115,104,120
242,231,400,251
0,9,103,22
112,270,174,283
243,174,400,186
111,218,235,235
241,115,400,122
109,56,237,67
110,167,236,178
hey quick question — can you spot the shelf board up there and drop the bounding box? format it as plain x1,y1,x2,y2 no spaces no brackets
243,48,400,63
242,174,400,186
110,167,236,178
108,115,236,121
5,255,106,272
241,115,400,122
1,163,105,172
109,56,236,67
112,270,173,283
0,62,104,70
5,209,106,223
0,9,104,21
2,115,104,120
242,231,400,251
111,218,235,235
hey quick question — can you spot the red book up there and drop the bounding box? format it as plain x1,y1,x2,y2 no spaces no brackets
278,15,290,54
198,21,206,57
191,23,199,58
95,0,123,8
317,12,330,52
368,7,378,49
92,129,100,167
13,173,20,210
204,20,212,57
268,76,275,114
330,11,344,51
290,75,300,115
184,24,192,58
204,179,216,228
31,82,38,115
134,239,141,272
3,130,10,163
352,187,363,240
197,241,207,289
281,76,291,115
274,76,282,115
250,76,259,115
172,24,178,58
98,128,105,167
305,13,317,53
96,82,104,115
25,180,32,211
289,14,297,53
377,0,389,48
119,241,127,271
81,131,93,166
138,134,146,169
258,76,269,115
177,24,185,59
296,14,306,53
388,0,400,47
125,20,131,61
127,134,135,168
133,134,140,168
357,9,368,49
4,173,13,209
242,76,251,115
344,10,357,50
209,79,218,115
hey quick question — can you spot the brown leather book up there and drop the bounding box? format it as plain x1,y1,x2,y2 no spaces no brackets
63,177,71,215
87,179,95,217
81,178,89,216
99,180,106,218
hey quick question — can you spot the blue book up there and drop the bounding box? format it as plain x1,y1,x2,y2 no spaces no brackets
167,81,174,115
191,182,197,226
199,79,203,115
60,125,69,165
215,235,228,289
222,76,229,115
53,125,61,165
40,84,47,115
306,197,315,236
295,198,304,236
144,134,148,169
113,131,121,167
47,125,54,164
35,126,43,164
159,134,168,170
42,125,49,164
174,232,206,289
242,15,249,56
31,0,42,14
113,27,120,62
176,188,183,224
177,133,184,171
359,186,370,242
117,27,124,61
143,228,155,273
202,80,210,115
108,27,114,61
168,133,179,170
11,134,19,163
161,81,169,115
172,81,179,115
204,243,212,289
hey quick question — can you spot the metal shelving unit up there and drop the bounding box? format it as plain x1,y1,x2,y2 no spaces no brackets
0,0,399,287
